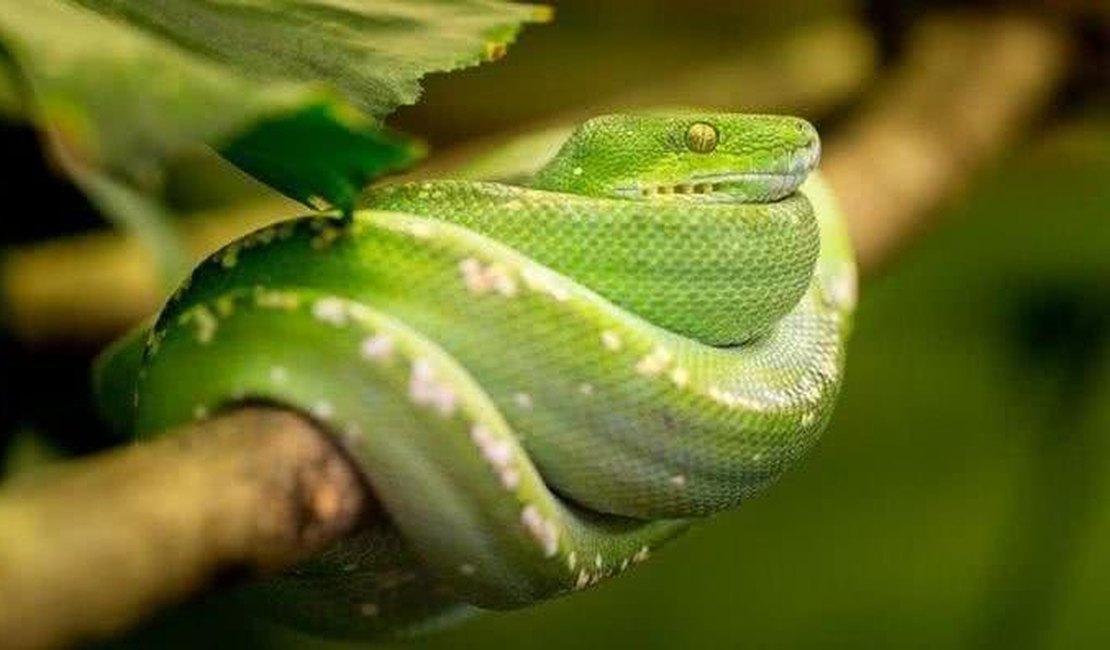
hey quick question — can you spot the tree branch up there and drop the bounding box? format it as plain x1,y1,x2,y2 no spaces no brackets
823,11,1070,273
0,407,370,650
0,198,302,346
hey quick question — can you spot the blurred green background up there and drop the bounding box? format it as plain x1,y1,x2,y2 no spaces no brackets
3,0,1109,648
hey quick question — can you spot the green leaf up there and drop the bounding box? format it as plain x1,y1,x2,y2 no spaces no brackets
71,0,552,119
221,103,425,213
0,0,547,271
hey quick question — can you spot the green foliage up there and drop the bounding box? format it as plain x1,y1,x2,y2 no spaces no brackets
0,0,547,272
70,0,551,120
221,103,421,214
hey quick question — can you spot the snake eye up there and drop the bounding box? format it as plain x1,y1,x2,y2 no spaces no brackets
685,122,718,153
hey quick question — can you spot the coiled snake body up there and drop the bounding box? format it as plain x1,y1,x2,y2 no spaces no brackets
101,113,856,637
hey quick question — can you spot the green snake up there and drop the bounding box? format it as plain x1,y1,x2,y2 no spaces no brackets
96,112,856,638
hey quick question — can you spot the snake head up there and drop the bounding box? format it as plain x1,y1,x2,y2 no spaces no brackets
531,113,820,203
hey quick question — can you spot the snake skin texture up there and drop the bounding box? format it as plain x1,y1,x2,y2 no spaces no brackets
99,113,856,638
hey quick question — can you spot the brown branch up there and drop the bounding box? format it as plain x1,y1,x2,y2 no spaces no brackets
0,198,302,347
0,407,370,650
822,12,1071,274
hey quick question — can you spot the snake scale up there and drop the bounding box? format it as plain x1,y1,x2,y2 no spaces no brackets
96,113,856,638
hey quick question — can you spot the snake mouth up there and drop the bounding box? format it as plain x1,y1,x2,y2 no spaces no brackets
616,171,807,203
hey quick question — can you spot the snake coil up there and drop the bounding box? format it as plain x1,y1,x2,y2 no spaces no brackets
100,113,856,638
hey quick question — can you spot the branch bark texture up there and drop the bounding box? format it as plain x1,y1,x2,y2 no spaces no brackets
823,12,1070,273
0,408,369,650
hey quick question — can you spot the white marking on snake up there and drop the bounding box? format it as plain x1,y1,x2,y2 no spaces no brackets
408,359,457,417
635,346,673,376
270,366,289,384
594,553,603,569
254,289,300,310
470,423,494,446
460,258,518,297
708,385,770,411
499,468,520,490
576,569,590,589
826,264,857,310
193,405,209,420
459,258,485,294
670,474,687,487
520,266,569,301
513,392,534,410
578,382,594,396
633,546,651,563
521,505,559,557
407,222,433,239
470,424,520,490
312,401,334,420
458,563,477,576
312,297,349,326
181,305,218,344
669,366,690,387
219,244,240,268
360,334,395,362
487,441,514,467
601,330,622,351
347,302,373,322
567,551,578,571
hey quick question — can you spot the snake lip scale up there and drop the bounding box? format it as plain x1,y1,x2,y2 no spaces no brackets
97,112,856,639
625,172,809,202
